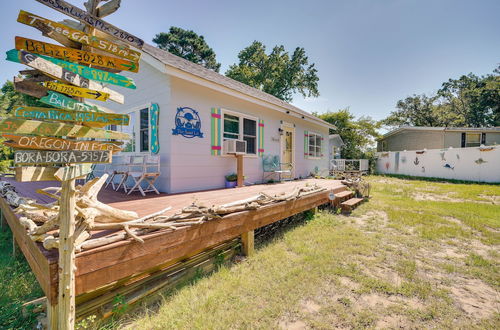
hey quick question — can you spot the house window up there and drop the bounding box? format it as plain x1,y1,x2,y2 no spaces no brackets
222,111,257,155
381,141,387,151
465,133,481,147
139,108,149,152
308,132,322,158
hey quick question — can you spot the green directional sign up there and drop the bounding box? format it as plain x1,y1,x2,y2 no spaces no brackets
40,91,106,113
6,49,136,89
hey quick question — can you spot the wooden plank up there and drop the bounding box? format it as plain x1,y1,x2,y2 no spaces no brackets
96,0,121,18
18,10,140,62
14,150,112,165
0,118,130,140
9,48,136,89
35,0,144,49
241,230,254,257
7,50,125,103
19,70,53,82
58,178,77,329
14,166,57,182
40,91,107,113
13,76,48,98
15,36,139,73
236,154,244,187
3,134,123,153
54,164,93,181
41,81,109,101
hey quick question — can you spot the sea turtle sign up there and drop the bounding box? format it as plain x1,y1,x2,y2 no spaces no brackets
172,107,203,138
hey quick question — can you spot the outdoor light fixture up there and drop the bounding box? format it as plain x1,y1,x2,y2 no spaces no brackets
278,128,284,135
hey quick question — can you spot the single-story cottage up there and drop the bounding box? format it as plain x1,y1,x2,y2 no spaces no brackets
377,126,500,152
97,44,334,193
328,134,344,160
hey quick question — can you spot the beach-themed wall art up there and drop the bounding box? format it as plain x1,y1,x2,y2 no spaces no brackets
414,157,419,165
150,103,160,154
439,152,446,161
172,107,203,138
475,158,487,165
443,163,454,170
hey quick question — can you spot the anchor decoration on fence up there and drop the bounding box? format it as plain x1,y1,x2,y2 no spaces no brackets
172,107,203,138
443,163,454,170
414,157,419,165
475,158,487,165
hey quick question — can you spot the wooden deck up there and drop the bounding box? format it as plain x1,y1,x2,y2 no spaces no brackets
0,177,346,306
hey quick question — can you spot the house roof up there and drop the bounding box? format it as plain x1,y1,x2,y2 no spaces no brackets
142,44,334,129
380,126,500,140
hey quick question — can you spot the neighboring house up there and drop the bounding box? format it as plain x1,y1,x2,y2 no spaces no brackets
99,44,334,193
328,134,344,160
377,126,500,152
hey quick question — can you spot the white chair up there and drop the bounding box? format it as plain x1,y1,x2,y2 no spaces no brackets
125,155,161,196
107,155,131,191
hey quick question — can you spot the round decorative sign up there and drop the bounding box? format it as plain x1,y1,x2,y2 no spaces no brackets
328,192,336,201
172,107,203,138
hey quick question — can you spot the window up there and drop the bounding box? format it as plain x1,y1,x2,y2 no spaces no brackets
465,133,481,147
222,111,257,155
308,132,323,158
139,108,149,152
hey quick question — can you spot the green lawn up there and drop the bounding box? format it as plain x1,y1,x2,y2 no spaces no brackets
1,176,499,329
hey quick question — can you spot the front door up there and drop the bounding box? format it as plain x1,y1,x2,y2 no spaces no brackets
281,125,294,178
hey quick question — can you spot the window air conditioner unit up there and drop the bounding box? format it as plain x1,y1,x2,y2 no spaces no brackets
223,139,247,155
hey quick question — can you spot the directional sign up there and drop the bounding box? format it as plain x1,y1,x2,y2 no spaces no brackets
13,106,129,127
3,134,123,152
3,134,123,153
7,49,124,103
35,0,144,49
42,81,109,101
54,164,93,181
0,118,130,140
13,76,48,98
8,49,136,89
14,150,112,165
39,91,103,112
16,37,139,73
13,164,93,182
18,10,141,62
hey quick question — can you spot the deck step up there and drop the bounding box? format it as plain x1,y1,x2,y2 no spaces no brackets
335,190,353,199
340,197,364,212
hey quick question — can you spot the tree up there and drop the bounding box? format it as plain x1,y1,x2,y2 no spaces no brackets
0,80,48,114
315,108,381,159
383,66,500,128
226,41,319,102
153,27,221,72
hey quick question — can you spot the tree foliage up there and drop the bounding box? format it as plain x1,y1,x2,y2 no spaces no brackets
226,41,319,102
315,108,381,159
0,80,48,115
153,27,221,72
383,66,500,128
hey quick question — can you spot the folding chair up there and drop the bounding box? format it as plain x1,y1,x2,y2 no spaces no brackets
107,155,131,191
262,155,293,183
126,155,161,196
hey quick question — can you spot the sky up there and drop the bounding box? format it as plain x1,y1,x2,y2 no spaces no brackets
0,0,499,122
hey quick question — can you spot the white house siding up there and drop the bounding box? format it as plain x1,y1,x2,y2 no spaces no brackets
168,76,329,193
93,60,172,193
376,146,500,183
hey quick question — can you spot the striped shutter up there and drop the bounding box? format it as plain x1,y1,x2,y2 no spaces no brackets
211,108,222,155
321,135,325,158
304,130,309,158
258,119,264,156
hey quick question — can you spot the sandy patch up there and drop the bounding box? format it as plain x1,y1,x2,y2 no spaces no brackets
300,300,321,314
449,279,499,319
338,277,361,291
478,194,500,205
278,319,307,330
375,315,406,329
363,265,403,287
412,192,465,203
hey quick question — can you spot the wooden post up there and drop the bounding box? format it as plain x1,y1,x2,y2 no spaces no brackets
47,301,58,329
241,230,254,257
12,236,19,258
236,154,244,187
57,177,77,329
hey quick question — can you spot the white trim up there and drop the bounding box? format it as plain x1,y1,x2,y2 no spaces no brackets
116,103,151,155
307,131,323,159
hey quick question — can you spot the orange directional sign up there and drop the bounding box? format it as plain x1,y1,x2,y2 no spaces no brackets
3,134,122,153
17,10,141,62
15,150,112,165
42,81,109,101
15,37,139,73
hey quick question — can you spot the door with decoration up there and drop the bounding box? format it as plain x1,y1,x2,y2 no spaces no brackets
281,124,295,178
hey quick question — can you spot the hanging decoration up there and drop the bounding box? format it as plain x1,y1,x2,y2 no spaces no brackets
172,107,203,138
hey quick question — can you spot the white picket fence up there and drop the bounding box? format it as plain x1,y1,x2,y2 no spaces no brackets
376,146,500,183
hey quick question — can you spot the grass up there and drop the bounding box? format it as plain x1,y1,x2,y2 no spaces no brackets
0,176,499,329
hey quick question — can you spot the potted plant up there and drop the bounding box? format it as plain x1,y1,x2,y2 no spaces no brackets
225,173,238,188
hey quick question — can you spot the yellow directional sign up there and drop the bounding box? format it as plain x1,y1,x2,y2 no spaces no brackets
17,10,141,62
42,81,109,101
15,36,139,73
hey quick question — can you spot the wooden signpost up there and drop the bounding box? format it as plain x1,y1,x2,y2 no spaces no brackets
14,150,112,165
8,49,136,89
35,0,145,49
42,81,110,101
3,134,122,153
7,49,125,103
15,37,139,73
18,10,141,62
0,118,130,140
7,0,142,328
13,106,129,127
